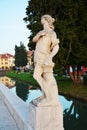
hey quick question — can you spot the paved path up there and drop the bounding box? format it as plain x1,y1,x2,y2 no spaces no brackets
0,95,19,130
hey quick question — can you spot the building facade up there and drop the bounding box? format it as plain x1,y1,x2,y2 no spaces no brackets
27,50,34,68
0,53,15,70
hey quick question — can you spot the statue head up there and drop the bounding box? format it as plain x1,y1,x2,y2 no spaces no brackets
41,14,55,30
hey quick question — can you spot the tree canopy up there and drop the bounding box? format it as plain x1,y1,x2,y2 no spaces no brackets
15,42,28,67
24,0,87,74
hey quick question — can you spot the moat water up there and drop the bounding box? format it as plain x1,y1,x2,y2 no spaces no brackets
0,76,87,130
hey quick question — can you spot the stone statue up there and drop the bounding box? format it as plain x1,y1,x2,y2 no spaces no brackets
32,14,60,106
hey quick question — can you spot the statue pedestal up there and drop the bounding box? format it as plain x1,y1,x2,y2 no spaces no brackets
28,103,64,130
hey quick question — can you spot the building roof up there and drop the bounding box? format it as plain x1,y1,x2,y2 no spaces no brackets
0,53,14,59
27,50,34,56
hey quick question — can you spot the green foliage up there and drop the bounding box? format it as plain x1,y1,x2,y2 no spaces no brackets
14,42,28,67
24,0,87,73
83,75,87,85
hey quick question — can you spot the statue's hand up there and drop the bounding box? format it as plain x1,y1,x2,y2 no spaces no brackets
40,30,47,36
43,55,54,67
33,30,47,42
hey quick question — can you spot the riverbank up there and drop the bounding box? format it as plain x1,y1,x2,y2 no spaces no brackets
6,71,87,102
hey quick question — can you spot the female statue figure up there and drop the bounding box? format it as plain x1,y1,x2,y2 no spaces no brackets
32,14,60,106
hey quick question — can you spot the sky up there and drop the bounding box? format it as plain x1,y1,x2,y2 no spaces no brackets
0,0,30,55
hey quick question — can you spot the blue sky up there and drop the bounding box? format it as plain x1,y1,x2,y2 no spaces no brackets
0,0,30,55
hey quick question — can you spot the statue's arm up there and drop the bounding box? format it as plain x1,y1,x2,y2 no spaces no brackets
50,32,60,58
33,32,41,43
33,30,47,43
43,32,59,66
50,44,59,58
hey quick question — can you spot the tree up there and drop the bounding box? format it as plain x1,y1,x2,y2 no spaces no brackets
15,42,28,67
24,0,87,83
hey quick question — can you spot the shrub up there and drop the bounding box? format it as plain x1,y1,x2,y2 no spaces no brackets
83,75,87,85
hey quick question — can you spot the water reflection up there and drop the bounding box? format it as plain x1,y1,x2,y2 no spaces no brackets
15,81,29,101
63,98,87,130
0,76,87,130
0,76,15,88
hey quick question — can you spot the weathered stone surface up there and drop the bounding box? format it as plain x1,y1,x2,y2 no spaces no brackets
30,14,64,130
29,103,64,130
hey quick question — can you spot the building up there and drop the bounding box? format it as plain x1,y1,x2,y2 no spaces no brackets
0,53,15,70
27,50,34,68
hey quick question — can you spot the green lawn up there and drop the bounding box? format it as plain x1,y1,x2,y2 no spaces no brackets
6,71,37,85
6,71,87,101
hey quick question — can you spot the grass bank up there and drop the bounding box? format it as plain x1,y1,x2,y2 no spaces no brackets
6,71,87,102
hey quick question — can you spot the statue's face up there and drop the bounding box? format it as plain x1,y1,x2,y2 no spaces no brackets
41,17,46,25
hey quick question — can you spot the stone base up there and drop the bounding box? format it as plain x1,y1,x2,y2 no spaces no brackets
28,103,64,130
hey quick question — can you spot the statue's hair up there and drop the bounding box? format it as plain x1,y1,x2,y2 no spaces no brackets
41,14,55,30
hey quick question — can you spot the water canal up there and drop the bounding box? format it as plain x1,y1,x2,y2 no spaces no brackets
0,76,87,130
